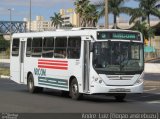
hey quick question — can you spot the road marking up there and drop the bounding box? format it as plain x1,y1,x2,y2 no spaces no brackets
147,100,160,104
141,95,154,98
149,93,160,95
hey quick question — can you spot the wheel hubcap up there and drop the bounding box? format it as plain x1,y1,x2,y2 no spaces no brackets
29,80,33,89
72,84,78,95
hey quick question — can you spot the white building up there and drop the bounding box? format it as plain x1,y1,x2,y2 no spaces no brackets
24,16,53,32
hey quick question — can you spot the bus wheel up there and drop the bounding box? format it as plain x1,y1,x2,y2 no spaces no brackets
114,94,126,102
27,74,43,93
69,78,82,100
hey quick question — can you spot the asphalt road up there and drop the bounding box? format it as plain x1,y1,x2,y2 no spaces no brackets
0,76,159,113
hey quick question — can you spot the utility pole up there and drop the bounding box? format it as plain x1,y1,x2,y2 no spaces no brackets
105,0,109,29
8,8,14,40
29,0,32,32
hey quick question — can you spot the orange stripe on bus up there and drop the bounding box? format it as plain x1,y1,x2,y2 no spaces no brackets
38,65,68,70
38,62,68,66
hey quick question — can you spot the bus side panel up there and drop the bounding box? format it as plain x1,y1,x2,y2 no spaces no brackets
10,57,20,84
10,40,21,84
68,59,83,92
24,58,38,85
67,40,85,93
24,57,70,91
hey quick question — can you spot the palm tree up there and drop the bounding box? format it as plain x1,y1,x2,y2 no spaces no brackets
50,13,63,29
74,0,99,27
95,0,132,28
132,21,155,40
129,0,160,26
83,4,99,27
74,0,89,27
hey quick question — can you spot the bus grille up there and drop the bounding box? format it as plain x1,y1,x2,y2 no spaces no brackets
109,89,131,92
107,75,133,80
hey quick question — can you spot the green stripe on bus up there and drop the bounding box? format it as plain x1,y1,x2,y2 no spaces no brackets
38,83,68,89
38,77,68,89
38,77,68,85
38,80,68,86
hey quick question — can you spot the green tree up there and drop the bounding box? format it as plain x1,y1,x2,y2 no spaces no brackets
132,21,155,45
83,4,99,27
74,0,90,27
95,0,132,28
129,0,160,26
50,13,63,29
0,36,10,51
74,0,99,27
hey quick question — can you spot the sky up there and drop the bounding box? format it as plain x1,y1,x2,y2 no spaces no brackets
0,0,139,24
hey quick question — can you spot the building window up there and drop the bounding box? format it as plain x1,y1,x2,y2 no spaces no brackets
42,37,54,58
12,38,20,56
32,38,42,57
54,37,67,58
26,38,32,57
67,37,81,59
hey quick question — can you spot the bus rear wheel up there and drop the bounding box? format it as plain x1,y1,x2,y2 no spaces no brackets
114,94,126,102
27,74,43,93
69,78,82,100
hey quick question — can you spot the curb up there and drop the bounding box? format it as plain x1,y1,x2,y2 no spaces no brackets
0,75,10,79
145,58,160,63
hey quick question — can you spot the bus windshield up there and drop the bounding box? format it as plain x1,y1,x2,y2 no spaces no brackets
93,42,144,75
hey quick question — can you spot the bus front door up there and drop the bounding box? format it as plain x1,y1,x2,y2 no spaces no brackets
83,41,90,93
20,39,26,83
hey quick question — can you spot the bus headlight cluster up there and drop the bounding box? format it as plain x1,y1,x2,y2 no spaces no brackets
93,76,105,85
135,78,143,84
135,73,144,85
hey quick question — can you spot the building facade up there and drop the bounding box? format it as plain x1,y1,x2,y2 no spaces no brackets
60,8,78,27
24,16,53,32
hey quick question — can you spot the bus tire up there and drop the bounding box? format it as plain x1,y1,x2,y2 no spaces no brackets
114,94,126,102
69,78,82,100
27,74,43,93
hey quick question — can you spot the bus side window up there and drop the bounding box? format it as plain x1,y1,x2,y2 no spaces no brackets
67,37,81,59
26,38,32,57
54,37,67,58
12,38,20,56
42,37,54,58
32,37,42,57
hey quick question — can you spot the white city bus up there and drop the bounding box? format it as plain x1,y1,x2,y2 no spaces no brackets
10,28,144,101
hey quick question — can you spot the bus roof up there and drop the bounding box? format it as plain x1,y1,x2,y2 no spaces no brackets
12,29,141,38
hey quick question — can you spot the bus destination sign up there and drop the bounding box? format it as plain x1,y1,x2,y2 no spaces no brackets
97,31,141,41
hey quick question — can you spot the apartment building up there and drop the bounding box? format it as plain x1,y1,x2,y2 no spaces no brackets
24,16,53,32
60,8,78,27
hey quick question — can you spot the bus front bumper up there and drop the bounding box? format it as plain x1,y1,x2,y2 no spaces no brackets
89,82,143,94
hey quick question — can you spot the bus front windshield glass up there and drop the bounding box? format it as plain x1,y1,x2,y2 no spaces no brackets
93,42,144,75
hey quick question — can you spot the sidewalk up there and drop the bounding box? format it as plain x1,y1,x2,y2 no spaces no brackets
0,59,10,63
145,63,160,73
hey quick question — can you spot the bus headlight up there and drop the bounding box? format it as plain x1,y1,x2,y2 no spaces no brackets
95,77,98,81
93,76,105,85
99,80,103,84
135,78,143,84
135,73,144,85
